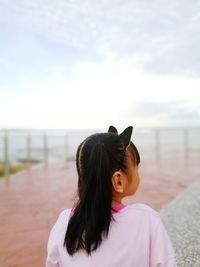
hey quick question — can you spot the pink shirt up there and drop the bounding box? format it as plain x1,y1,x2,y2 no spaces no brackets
46,203,177,267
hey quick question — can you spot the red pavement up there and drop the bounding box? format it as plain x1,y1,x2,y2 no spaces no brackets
0,156,199,267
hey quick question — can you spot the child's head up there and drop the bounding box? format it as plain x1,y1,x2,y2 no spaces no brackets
64,126,140,255
76,125,140,202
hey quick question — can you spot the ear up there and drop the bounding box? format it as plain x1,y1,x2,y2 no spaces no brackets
108,125,118,134
120,126,133,148
112,171,124,193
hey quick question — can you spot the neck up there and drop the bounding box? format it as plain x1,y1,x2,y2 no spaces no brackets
112,198,122,208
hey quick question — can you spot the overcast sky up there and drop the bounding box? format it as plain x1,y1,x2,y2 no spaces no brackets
0,0,200,129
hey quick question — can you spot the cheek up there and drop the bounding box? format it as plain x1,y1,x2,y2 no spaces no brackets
136,174,140,187
131,174,140,194
125,165,140,196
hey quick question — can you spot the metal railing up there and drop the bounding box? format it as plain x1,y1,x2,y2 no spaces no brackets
0,129,69,177
0,127,199,178
154,127,191,161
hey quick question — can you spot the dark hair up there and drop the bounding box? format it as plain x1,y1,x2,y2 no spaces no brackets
63,130,140,255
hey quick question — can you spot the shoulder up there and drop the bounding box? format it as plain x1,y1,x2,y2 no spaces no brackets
125,203,159,216
57,208,72,220
49,208,72,236
47,208,72,248
122,203,161,223
54,208,72,228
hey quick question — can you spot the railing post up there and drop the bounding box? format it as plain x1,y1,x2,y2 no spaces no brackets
183,128,189,159
43,132,48,166
26,132,31,169
65,133,68,162
155,128,160,161
3,130,10,177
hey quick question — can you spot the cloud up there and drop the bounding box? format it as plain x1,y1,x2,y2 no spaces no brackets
126,100,200,126
0,24,100,88
0,0,200,129
1,0,200,76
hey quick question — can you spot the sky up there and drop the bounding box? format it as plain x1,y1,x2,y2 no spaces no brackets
0,0,200,129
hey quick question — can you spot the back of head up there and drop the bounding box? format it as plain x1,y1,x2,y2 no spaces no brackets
63,126,140,255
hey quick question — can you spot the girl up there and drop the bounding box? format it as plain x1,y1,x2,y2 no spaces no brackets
46,126,177,267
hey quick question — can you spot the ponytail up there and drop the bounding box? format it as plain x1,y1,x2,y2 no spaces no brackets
64,138,113,255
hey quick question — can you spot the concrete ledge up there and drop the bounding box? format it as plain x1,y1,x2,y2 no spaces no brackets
160,180,200,267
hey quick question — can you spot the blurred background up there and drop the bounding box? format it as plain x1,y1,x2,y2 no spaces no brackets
0,127,200,175
0,1,200,266
0,0,200,175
